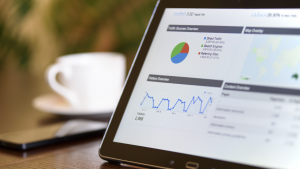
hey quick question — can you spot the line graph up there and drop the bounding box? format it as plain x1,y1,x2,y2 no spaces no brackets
140,92,212,114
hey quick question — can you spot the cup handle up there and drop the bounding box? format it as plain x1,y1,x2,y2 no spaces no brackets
46,64,79,107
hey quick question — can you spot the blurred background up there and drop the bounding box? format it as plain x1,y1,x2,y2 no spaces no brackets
0,0,156,133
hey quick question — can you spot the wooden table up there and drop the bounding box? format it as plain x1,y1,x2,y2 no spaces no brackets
0,70,144,168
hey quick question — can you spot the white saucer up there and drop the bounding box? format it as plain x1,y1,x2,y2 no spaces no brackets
32,93,115,117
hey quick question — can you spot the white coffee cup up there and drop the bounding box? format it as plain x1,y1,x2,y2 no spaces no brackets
46,52,126,111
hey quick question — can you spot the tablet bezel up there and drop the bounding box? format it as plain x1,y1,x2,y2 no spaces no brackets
99,0,300,168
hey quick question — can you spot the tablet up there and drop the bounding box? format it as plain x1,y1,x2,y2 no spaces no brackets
99,0,300,168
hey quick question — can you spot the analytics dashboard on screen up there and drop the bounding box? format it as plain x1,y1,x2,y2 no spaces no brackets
114,8,300,169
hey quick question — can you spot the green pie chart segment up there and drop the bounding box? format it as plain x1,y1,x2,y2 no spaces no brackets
171,42,189,64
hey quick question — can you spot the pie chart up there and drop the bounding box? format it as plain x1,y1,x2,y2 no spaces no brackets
171,42,189,64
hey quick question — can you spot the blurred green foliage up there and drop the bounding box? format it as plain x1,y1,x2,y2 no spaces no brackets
14,0,33,19
0,0,156,71
49,0,156,54
0,20,31,69
0,0,33,69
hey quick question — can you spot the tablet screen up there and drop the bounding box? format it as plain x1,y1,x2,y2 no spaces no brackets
113,8,300,169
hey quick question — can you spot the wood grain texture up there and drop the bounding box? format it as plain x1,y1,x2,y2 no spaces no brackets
0,137,146,168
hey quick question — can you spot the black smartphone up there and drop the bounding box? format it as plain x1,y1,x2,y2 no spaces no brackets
0,119,107,150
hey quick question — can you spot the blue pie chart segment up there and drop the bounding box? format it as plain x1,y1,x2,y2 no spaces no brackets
171,53,188,64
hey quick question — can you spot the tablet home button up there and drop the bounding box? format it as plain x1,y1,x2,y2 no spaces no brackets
186,161,199,169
